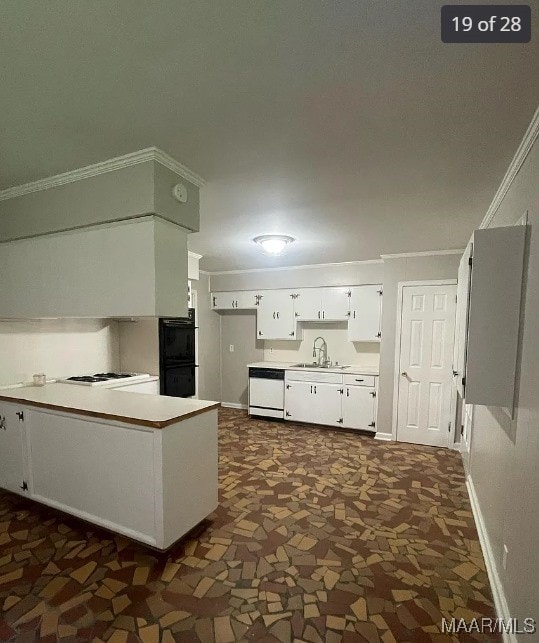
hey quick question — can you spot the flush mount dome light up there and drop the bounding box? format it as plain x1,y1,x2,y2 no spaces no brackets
253,234,295,256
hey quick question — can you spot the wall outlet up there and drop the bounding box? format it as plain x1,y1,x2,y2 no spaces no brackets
502,544,508,570
229,345,234,352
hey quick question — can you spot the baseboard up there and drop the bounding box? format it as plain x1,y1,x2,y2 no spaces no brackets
374,431,392,441
466,475,515,643
220,402,248,410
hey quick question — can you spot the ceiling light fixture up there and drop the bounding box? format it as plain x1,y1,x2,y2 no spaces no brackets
253,234,295,256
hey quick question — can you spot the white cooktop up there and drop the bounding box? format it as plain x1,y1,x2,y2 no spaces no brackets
58,373,151,387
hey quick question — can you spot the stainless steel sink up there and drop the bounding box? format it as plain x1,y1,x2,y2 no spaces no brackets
292,363,350,370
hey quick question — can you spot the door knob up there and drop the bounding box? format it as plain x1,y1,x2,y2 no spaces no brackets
401,372,408,377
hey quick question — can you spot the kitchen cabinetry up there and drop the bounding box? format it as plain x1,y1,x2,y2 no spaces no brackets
113,379,160,395
342,383,376,431
284,369,378,432
211,291,259,310
257,290,299,340
293,287,350,321
0,402,27,495
0,400,218,550
348,285,383,341
285,379,342,427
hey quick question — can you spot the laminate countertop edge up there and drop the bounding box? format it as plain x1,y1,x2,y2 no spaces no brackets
0,395,221,429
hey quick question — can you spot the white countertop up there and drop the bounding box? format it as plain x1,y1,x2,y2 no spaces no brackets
0,382,219,429
247,361,379,376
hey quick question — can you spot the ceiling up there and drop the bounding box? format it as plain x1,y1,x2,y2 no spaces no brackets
1,1,537,271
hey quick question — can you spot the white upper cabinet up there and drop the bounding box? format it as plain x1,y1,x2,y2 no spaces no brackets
348,285,383,341
320,287,350,320
293,289,321,320
212,291,258,310
292,287,349,321
257,290,297,340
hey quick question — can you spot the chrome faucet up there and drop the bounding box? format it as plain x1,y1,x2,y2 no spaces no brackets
313,336,328,367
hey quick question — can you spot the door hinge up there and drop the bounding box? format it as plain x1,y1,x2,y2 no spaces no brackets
461,376,466,388
378,289,383,295
286,384,290,390
370,391,376,398
376,332,382,339
258,330,263,336
368,421,376,428
339,388,344,394
468,256,473,266
291,293,299,299
20,480,28,491
16,411,24,422
347,290,351,297
285,411,291,417
337,418,344,424
289,331,295,336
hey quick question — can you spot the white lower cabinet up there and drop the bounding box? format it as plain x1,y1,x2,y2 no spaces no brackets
0,402,27,495
0,403,218,550
285,381,342,427
342,385,376,430
284,370,378,432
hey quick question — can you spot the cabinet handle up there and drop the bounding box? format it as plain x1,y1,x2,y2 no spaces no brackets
347,388,349,397
310,385,313,394
273,312,275,319
353,311,356,319
276,312,280,319
314,385,317,394
355,379,364,382
212,296,216,307
318,311,320,319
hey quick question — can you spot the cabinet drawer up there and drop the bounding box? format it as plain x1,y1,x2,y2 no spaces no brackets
285,370,342,384
343,374,376,387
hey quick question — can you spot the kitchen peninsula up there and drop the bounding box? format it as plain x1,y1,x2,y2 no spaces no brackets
0,383,220,550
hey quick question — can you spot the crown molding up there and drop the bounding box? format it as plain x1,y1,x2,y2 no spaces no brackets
380,249,465,259
0,147,205,202
479,105,539,230
204,258,383,276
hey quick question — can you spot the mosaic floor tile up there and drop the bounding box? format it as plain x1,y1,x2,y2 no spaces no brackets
0,408,499,641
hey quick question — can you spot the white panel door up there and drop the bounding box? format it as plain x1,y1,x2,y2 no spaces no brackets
0,402,26,494
348,285,383,342
321,287,350,320
342,386,376,431
257,290,296,340
396,284,457,447
293,288,321,321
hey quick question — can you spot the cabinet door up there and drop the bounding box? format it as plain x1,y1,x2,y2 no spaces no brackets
293,289,321,321
321,287,350,320
235,291,259,309
348,285,382,341
0,403,26,494
285,381,314,423
312,383,344,427
211,292,236,309
257,290,296,340
342,386,376,430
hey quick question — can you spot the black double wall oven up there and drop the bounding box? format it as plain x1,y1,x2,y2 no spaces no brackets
159,309,197,397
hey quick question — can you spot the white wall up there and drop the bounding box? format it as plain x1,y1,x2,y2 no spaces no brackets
466,113,539,631
264,324,380,369
0,319,119,386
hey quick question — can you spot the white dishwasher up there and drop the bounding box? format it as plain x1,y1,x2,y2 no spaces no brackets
248,367,285,419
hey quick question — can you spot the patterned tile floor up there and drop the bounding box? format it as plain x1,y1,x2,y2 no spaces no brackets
0,408,499,642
